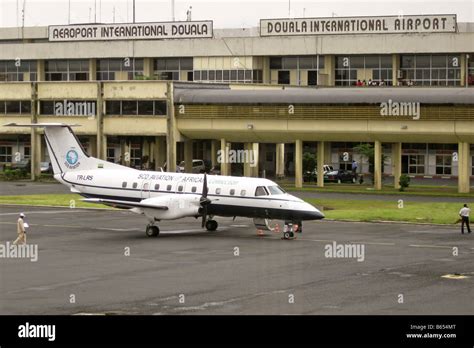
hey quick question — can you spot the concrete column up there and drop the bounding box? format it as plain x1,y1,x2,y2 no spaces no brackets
37,60,45,81
89,59,97,81
317,141,325,187
30,82,40,179
374,140,382,190
325,55,336,86
392,54,399,86
96,82,105,159
392,142,402,189
261,57,270,84
184,141,193,173
220,138,230,176
251,142,259,177
211,140,218,167
295,139,303,188
275,143,285,178
101,135,107,162
458,142,470,193
243,143,252,177
324,141,331,166
122,140,131,167
166,82,177,172
154,136,166,170
143,58,154,79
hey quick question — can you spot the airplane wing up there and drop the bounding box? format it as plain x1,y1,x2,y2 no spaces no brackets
82,198,169,210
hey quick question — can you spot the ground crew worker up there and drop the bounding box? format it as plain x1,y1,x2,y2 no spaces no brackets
459,204,471,234
13,213,27,245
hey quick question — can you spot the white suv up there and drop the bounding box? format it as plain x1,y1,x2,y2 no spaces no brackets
178,159,206,173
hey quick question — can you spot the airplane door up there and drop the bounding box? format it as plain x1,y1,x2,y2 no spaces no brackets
141,180,152,199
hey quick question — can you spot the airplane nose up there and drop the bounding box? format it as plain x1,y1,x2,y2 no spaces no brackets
311,209,325,220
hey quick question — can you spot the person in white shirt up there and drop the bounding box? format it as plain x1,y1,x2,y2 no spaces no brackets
459,204,471,234
13,213,27,245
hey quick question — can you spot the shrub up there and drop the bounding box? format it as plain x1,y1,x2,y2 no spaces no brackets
399,174,410,192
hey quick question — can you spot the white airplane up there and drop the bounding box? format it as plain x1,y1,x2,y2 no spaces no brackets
5,123,324,237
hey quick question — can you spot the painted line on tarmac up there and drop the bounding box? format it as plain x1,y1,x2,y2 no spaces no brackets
409,244,454,249
0,210,91,216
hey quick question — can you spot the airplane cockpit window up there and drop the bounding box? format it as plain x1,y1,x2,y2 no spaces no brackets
255,186,268,196
122,181,127,188
133,182,138,189
267,185,286,195
154,184,160,190
167,184,172,191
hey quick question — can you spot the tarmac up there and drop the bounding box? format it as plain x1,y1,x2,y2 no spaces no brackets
1,204,473,315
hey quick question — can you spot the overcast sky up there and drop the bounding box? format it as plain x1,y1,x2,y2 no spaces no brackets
1,0,473,28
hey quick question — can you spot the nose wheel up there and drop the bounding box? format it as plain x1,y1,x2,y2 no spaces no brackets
205,219,218,231
146,224,160,237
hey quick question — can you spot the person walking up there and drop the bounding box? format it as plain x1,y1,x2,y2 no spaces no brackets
13,213,27,245
351,160,358,174
459,204,471,234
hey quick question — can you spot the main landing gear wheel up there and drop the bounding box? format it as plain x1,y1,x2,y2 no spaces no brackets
146,224,160,237
205,220,218,231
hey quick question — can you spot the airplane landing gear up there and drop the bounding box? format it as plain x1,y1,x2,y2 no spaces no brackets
146,224,160,237
282,222,295,240
205,219,218,231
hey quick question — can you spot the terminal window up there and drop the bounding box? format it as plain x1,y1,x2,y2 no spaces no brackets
435,154,452,175
45,60,89,81
0,101,31,115
0,60,37,82
97,58,144,81
335,55,392,86
154,58,193,81
270,56,324,86
194,69,262,83
0,146,13,163
105,100,167,116
400,54,461,86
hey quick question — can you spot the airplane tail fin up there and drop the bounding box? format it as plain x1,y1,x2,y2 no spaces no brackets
3,123,131,175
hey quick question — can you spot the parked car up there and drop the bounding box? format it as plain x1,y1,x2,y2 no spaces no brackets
303,165,334,182
40,162,53,173
324,169,357,183
177,159,206,173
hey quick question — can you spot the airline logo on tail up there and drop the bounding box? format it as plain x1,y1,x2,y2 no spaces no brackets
65,149,80,169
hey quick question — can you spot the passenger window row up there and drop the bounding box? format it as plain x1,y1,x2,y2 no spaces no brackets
120,182,285,197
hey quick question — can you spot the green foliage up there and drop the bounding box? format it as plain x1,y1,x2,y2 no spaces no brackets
353,143,388,181
302,152,316,173
399,174,411,192
1,169,28,181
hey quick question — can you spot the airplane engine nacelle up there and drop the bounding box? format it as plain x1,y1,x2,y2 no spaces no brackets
140,195,201,220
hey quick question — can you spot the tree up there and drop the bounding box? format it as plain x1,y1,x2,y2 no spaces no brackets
353,143,387,183
303,152,317,173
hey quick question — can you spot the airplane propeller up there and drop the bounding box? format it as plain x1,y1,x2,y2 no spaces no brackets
200,173,211,228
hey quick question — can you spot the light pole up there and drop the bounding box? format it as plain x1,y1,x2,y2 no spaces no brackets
133,0,135,23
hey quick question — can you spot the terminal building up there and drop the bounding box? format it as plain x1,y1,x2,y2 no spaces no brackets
0,14,473,192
